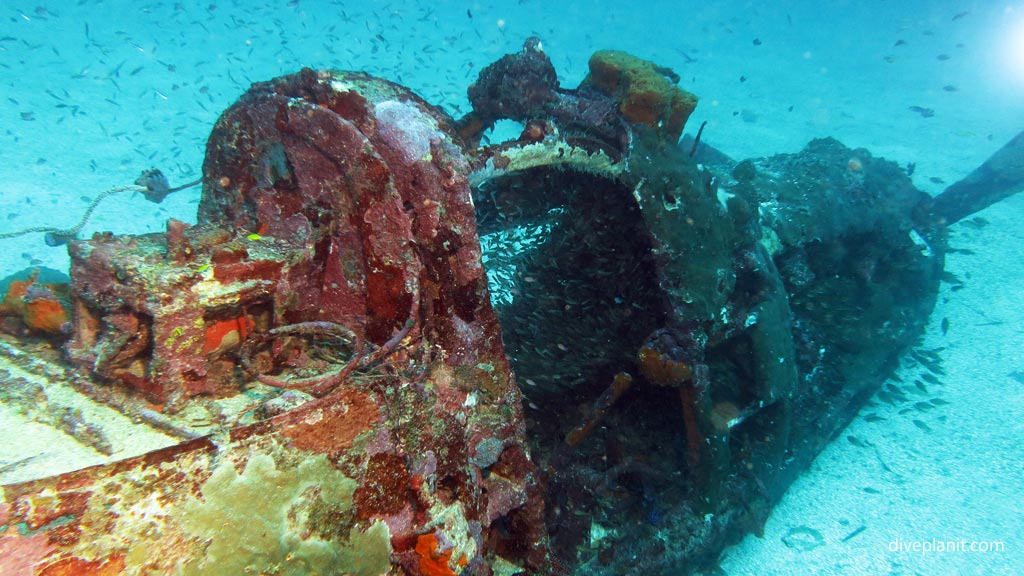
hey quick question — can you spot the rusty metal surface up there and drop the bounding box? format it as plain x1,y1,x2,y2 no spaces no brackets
2,68,550,576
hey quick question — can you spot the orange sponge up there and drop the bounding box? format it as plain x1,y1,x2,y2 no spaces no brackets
0,269,71,335
638,344,693,387
585,50,697,142
415,532,457,576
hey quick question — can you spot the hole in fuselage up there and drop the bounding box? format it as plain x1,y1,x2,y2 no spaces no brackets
473,166,668,403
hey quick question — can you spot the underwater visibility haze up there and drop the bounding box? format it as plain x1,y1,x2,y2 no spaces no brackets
0,1,1022,575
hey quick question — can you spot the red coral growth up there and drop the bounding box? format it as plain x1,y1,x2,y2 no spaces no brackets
0,529,55,575
483,473,528,524
281,387,380,458
38,555,125,576
15,489,91,532
210,258,283,284
353,453,411,519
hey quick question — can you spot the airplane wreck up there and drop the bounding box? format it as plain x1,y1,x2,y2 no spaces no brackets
1,38,1020,575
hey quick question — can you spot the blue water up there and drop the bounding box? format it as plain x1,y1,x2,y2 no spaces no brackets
2,1,1022,574
2,1,1022,271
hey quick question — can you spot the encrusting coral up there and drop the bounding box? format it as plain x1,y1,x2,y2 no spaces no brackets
175,452,390,576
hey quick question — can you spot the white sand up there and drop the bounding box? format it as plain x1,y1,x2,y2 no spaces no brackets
1,1,1021,573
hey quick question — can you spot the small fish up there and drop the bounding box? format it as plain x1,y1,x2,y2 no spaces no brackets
913,380,929,394
961,216,989,229
943,85,959,92
941,317,949,335
920,373,942,385
936,54,950,61
877,390,897,405
912,351,946,375
914,401,936,412
864,414,887,423
1008,371,1024,385
909,106,935,118
847,435,871,448
952,11,970,20
893,39,906,47
940,271,963,285
885,384,909,401
929,398,951,406
862,487,881,495
912,419,932,432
